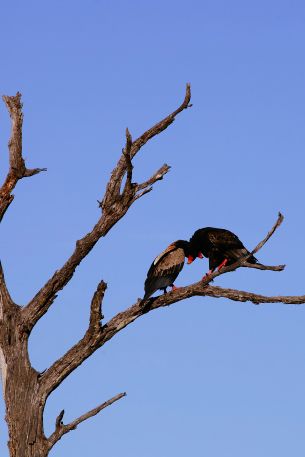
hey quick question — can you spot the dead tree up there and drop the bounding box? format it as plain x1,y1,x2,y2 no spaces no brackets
0,87,304,457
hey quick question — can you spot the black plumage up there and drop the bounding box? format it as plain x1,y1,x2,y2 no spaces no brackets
143,240,190,300
188,227,257,272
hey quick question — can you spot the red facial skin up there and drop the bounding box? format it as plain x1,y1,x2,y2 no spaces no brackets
187,255,194,264
187,252,203,264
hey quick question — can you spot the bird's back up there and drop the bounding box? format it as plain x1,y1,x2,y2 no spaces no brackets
190,227,257,264
144,247,185,299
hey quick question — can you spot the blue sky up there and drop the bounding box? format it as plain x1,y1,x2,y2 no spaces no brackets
0,1,305,455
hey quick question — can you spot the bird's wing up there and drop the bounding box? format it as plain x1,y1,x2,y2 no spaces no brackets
155,248,184,272
144,247,185,299
208,229,256,262
208,247,225,270
152,244,177,267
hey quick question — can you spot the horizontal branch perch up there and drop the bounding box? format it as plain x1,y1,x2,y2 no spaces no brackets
243,262,285,271
40,211,289,396
202,285,305,305
202,212,285,280
41,276,305,398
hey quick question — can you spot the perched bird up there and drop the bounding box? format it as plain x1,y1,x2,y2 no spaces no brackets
187,227,257,275
143,240,190,300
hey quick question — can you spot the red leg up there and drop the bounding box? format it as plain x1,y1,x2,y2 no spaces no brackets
217,258,228,271
171,284,180,291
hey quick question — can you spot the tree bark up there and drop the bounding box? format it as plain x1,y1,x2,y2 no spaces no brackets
1,88,305,457
0,274,48,456
0,87,191,456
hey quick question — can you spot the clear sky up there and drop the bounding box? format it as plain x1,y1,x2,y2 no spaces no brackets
0,1,305,456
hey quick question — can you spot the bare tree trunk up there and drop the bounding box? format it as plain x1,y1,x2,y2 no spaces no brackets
0,282,48,456
6,371,48,457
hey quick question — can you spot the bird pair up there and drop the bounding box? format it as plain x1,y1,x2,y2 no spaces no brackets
143,227,258,300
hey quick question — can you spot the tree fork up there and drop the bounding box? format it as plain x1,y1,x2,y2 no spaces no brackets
1,88,305,457
0,87,192,456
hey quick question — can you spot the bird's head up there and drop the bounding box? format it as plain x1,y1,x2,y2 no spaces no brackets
169,240,203,264
171,240,192,257
186,242,204,264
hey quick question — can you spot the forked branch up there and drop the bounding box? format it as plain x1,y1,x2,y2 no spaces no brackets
2,87,300,457
199,212,285,282
0,93,46,222
22,84,192,333
133,164,171,201
40,212,304,398
0,262,17,318
48,392,126,450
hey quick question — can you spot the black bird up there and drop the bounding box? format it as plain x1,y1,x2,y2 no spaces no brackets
187,227,257,275
143,240,190,300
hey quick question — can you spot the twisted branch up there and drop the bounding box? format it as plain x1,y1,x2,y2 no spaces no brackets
21,84,192,333
40,211,293,396
0,93,46,222
89,280,107,329
3,87,298,457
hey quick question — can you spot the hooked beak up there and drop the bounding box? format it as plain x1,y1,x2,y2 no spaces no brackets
187,255,194,264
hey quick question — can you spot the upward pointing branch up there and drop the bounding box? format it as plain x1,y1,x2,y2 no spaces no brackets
47,392,126,451
22,84,192,333
0,93,46,222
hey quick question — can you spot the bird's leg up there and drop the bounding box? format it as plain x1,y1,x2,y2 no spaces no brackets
217,258,228,271
170,284,180,291
162,287,167,294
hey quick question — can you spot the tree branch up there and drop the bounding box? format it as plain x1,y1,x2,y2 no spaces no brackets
43,275,305,399
200,285,305,305
100,83,191,209
130,83,192,160
133,163,171,201
0,262,17,319
89,280,107,330
251,212,284,255
40,212,288,396
22,85,191,334
48,392,126,450
0,93,46,222
242,262,285,271
203,211,285,280
122,128,133,193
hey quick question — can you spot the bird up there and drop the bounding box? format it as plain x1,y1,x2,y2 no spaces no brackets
187,227,258,276
143,240,190,300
